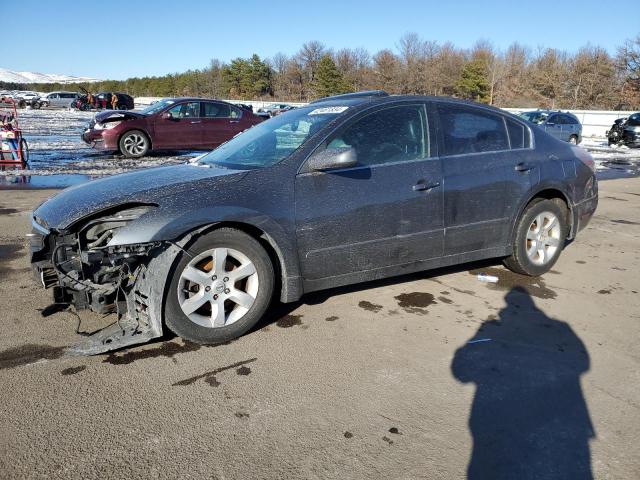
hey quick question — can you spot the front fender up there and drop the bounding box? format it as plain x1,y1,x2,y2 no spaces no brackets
108,205,302,302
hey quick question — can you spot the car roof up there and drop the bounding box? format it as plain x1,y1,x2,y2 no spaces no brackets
311,93,523,121
522,109,578,117
163,97,237,104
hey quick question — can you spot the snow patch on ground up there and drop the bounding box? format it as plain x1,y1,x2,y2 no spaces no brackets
1,109,197,177
580,137,640,176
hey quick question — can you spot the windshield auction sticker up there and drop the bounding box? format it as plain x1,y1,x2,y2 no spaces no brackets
308,106,349,115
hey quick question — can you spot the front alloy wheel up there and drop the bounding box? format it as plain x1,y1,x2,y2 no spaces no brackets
165,228,275,344
119,130,149,158
178,247,259,328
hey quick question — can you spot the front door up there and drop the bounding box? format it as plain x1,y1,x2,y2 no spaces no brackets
435,103,536,255
295,103,444,281
153,101,202,149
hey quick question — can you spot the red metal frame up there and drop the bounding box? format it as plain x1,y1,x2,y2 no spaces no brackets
0,97,27,169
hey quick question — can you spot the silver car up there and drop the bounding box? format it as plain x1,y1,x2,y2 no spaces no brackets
39,91,79,108
519,110,582,144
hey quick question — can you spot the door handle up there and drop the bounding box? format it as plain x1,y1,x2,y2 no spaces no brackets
229,120,240,124
413,181,440,192
515,162,535,172
190,120,202,124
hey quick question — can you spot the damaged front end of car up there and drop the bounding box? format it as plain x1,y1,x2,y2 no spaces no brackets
29,204,180,355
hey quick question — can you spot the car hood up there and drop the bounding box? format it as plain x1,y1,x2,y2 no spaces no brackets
34,164,247,230
94,110,145,123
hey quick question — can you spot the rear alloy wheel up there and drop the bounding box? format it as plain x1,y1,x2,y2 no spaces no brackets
165,228,274,344
504,199,568,276
569,135,578,145
119,130,149,158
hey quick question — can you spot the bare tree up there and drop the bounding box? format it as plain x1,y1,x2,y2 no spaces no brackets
372,49,401,93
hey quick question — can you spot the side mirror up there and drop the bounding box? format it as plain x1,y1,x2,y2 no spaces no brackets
307,147,358,172
162,112,173,120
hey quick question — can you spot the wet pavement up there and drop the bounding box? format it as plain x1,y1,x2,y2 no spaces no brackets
0,108,197,189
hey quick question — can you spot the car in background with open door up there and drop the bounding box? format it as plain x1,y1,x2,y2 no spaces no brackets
81,97,264,158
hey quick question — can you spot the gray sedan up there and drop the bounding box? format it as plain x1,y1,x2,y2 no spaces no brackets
29,91,598,354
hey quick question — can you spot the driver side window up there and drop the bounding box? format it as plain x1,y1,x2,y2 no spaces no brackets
326,105,428,167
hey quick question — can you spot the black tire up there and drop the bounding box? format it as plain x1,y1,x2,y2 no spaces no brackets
118,130,150,158
504,199,568,276
165,228,275,344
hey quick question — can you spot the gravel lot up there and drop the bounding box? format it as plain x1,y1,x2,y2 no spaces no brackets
1,178,639,479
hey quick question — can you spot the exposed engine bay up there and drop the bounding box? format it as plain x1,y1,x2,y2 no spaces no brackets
30,205,182,355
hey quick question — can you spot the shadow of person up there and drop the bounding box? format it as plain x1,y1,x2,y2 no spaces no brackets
451,287,595,480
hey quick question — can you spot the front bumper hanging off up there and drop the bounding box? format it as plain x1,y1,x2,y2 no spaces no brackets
29,219,190,355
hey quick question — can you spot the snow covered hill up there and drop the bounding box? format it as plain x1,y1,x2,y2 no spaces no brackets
0,68,99,84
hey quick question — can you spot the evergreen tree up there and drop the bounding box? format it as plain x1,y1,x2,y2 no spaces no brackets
312,55,352,99
456,60,490,102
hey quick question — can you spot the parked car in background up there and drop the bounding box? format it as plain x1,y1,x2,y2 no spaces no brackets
606,117,628,146
71,92,134,111
519,110,582,144
15,92,41,108
621,112,640,148
38,91,79,108
81,97,264,158
257,103,293,117
16,91,39,101
33,91,598,354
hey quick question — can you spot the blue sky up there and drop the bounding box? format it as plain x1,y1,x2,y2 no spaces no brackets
7,0,639,80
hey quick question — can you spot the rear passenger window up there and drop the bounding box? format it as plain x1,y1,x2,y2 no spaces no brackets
437,105,509,155
202,102,231,118
506,118,530,149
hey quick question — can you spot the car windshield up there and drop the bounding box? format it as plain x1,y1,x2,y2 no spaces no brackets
519,111,548,124
140,99,176,115
627,113,640,127
198,105,347,169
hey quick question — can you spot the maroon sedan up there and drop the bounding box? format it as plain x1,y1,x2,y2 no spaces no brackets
82,98,264,158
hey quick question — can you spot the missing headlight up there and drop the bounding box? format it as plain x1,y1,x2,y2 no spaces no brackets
78,205,154,250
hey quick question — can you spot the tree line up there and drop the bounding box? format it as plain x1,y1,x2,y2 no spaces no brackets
2,33,639,109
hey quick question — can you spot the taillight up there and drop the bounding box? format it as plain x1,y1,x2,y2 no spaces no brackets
571,146,595,172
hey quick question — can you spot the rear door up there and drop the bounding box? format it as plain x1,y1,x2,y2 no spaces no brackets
153,101,201,149
295,103,444,281
435,103,536,255
545,114,563,140
559,114,579,141
200,102,241,148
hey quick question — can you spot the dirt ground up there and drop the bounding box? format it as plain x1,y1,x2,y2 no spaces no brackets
0,179,639,479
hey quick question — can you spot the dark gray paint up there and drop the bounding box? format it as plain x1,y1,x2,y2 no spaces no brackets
33,95,598,304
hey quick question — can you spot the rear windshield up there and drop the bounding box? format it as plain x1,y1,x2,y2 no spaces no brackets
519,111,548,124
